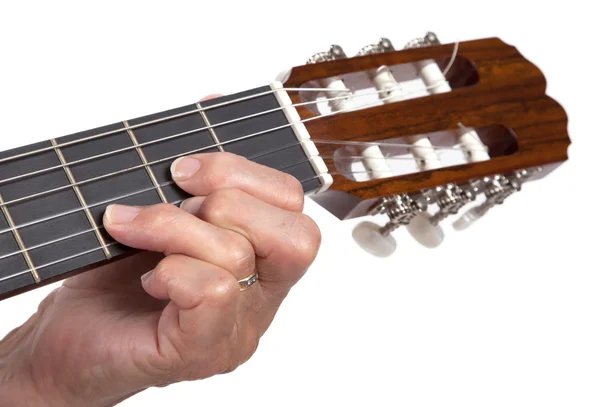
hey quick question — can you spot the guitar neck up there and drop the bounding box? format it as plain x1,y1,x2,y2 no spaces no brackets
0,82,330,300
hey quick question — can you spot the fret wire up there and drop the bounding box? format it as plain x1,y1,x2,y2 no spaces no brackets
124,120,168,203
197,102,224,152
0,193,40,283
0,225,105,262
0,77,466,210
0,87,360,167
0,86,396,187
51,139,112,259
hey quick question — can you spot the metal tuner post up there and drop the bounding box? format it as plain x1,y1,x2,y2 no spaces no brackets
452,168,539,231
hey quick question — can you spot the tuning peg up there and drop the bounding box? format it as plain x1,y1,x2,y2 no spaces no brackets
305,45,355,112
356,37,396,56
307,44,348,64
452,169,536,231
404,31,441,49
352,194,427,257
407,184,476,248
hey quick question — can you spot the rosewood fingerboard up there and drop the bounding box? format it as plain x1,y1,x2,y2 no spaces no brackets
0,86,322,300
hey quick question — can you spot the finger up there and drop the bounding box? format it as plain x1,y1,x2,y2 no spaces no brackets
143,254,239,336
170,152,304,212
200,94,222,101
145,254,244,375
103,203,256,281
181,189,321,298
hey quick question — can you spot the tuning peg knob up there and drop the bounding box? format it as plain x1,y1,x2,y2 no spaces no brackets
352,221,398,257
352,194,427,257
406,212,445,248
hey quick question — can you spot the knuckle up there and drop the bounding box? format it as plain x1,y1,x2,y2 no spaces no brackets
289,214,322,267
280,173,304,211
201,189,241,223
223,233,255,276
203,270,239,309
143,203,177,228
202,152,243,188
153,257,175,285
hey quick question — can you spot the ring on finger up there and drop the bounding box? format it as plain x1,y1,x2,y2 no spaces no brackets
238,272,259,291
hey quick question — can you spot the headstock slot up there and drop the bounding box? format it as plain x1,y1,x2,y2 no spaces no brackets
282,37,570,216
328,124,518,182
298,55,479,116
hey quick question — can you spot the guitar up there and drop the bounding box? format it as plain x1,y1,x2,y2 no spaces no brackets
0,32,570,301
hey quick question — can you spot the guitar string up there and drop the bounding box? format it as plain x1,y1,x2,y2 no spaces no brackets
0,44,467,283
0,77,478,210
0,42,465,187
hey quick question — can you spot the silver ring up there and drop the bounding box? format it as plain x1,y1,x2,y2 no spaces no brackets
238,272,258,291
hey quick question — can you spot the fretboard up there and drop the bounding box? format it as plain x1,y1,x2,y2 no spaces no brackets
0,83,329,300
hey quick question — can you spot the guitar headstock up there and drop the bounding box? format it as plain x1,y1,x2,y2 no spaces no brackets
279,32,570,255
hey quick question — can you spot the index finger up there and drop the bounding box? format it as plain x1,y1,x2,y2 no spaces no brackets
170,152,305,212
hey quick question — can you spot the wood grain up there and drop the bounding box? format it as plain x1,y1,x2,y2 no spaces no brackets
282,37,571,218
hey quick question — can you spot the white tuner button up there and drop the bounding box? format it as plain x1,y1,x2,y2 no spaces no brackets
352,221,397,258
452,207,483,231
406,212,445,248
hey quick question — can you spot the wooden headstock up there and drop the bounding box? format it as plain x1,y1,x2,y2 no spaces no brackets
280,34,570,253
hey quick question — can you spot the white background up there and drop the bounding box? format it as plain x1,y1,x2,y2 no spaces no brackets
0,1,598,406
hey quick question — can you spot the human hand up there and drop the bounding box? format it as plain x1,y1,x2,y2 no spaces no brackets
0,149,321,406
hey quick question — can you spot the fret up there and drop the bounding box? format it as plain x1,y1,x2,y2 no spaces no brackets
124,120,168,203
127,104,219,203
0,198,33,295
50,139,111,259
56,122,163,257
200,85,323,193
197,102,224,152
0,193,39,284
0,141,107,284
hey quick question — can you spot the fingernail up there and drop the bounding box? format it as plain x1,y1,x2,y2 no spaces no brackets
171,157,201,181
105,204,142,224
141,269,154,284
180,197,206,214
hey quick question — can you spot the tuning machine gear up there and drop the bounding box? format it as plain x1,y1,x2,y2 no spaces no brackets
406,183,477,248
357,37,396,56
453,168,539,231
307,44,348,64
404,32,441,49
352,193,428,257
